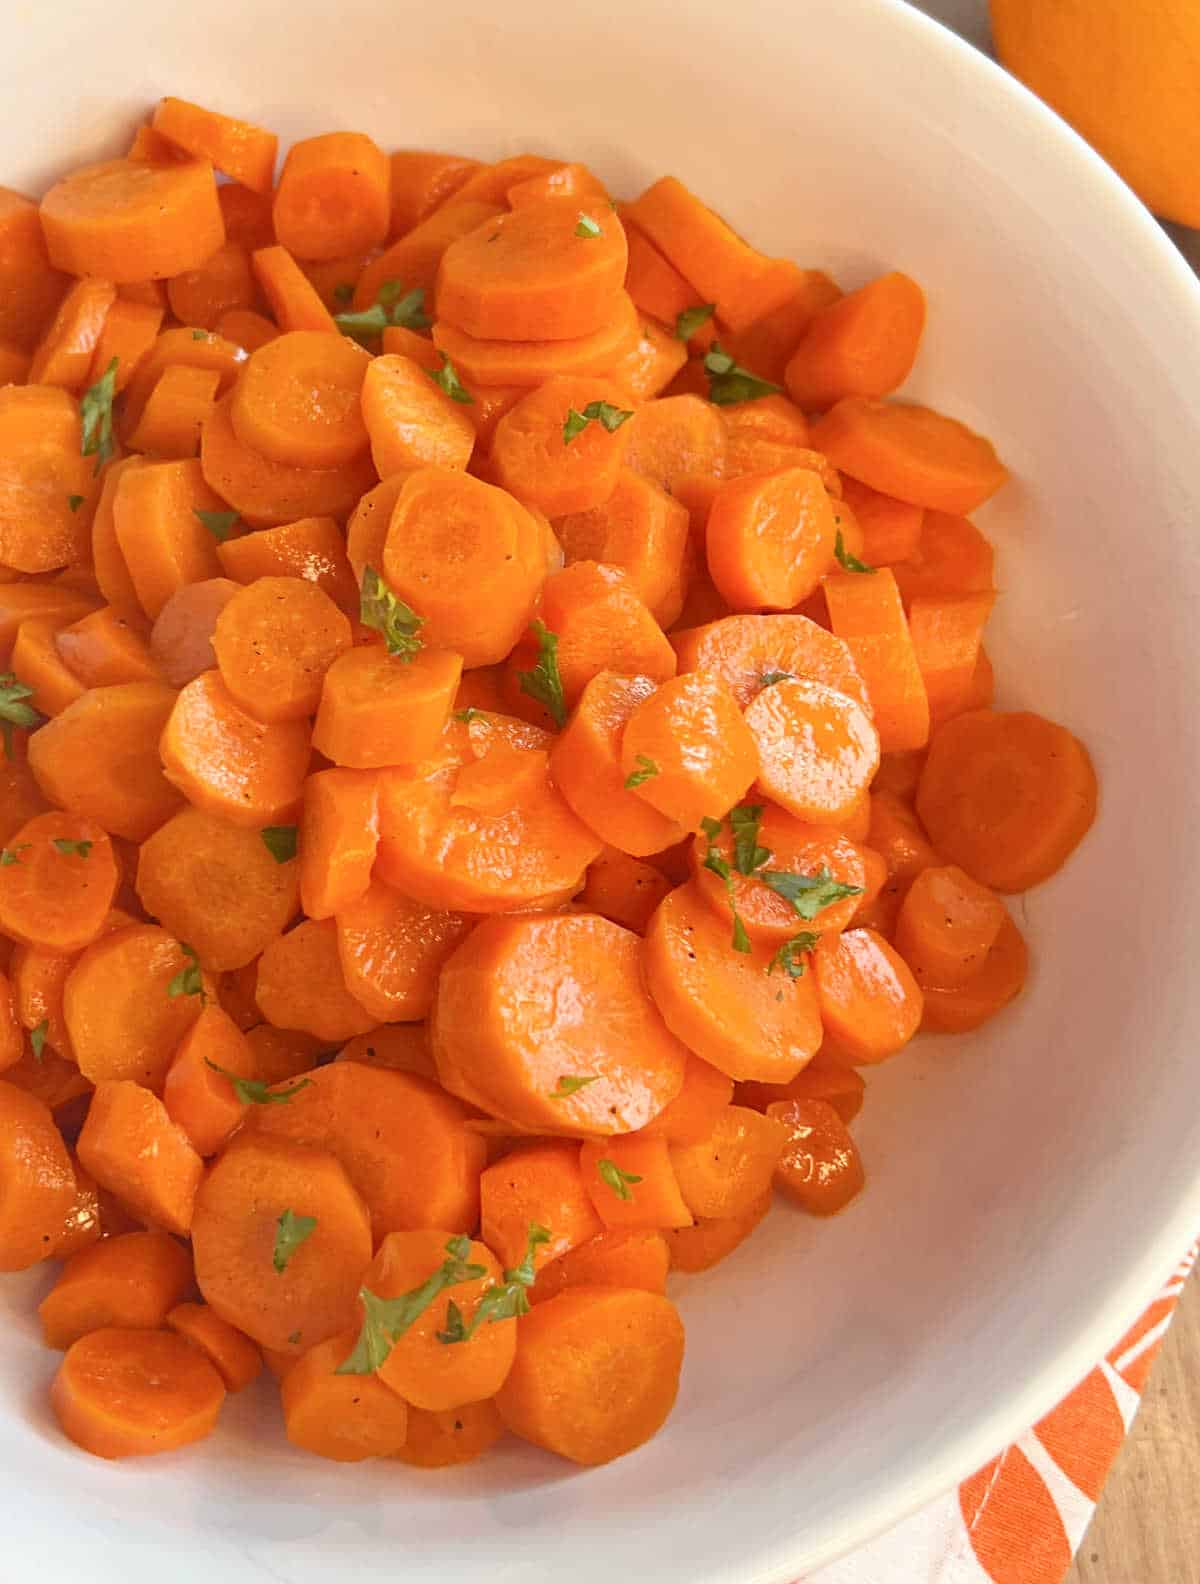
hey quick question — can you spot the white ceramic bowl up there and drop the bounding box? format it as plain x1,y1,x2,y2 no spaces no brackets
4,1,1200,1578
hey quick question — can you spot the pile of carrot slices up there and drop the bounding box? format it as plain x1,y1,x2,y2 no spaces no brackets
0,96,1097,1470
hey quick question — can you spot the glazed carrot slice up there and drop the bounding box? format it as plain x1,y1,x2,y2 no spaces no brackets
917,710,1098,892
48,1161,104,1259
152,97,277,194
11,619,86,717
381,467,545,667
810,397,1008,515
53,606,161,689
0,386,101,572
579,1136,692,1232
434,912,687,1136
0,1079,77,1269
643,882,823,1082
298,767,379,920
537,561,677,711
0,339,31,382
744,674,880,824
813,926,923,1064
894,862,1007,989
620,671,758,831
40,157,224,284
706,466,837,611
550,673,687,857
0,729,49,848
578,848,673,934
119,327,245,443
361,352,476,475
823,567,930,752
479,1140,602,1272
335,880,471,1022
39,1229,192,1349
0,812,117,952
668,1103,786,1220
212,576,352,723
353,199,504,311
52,1327,225,1459
274,132,390,261
380,323,441,369
719,272,843,385
217,513,358,615
868,789,940,884
215,306,277,351
127,362,221,458
437,198,626,341
906,590,996,731
250,245,338,334
65,926,210,1090
663,1189,772,1274
28,277,117,390
148,578,240,687
375,713,601,912
891,510,995,603
0,185,69,351
254,918,374,1043
230,331,371,467
281,1332,409,1461
530,1230,670,1306
431,292,641,387
160,669,311,828
388,150,481,236
1,1046,92,1116
0,585,99,663
784,272,926,410
313,645,463,768
555,468,689,627
166,1302,262,1392
392,1398,504,1467
110,458,224,620
9,941,75,1060
247,1061,484,1240
622,394,726,495
166,241,256,331
735,1055,866,1124
673,611,870,715
337,1023,437,1079
191,1134,372,1353
768,1098,865,1215
920,912,1029,1033
840,476,923,566
491,374,633,517
136,804,301,971
357,1229,516,1412
691,805,867,943
445,155,558,208
620,213,709,334
345,475,407,583
244,1025,327,1085
162,1004,260,1157
507,161,611,209
638,1056,734,1145
612,317,689,404
77,1079,204,1237
625,177,801,331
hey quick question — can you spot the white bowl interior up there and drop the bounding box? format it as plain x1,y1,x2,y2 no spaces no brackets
4,2,1200,1580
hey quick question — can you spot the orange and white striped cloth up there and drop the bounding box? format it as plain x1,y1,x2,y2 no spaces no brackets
801,1245,1197,1583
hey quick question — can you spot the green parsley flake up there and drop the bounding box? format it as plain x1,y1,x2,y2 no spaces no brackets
675,303,716,340
703,344,783,406
273,1209,317,1274
623,754,659,790
79,358,119,472
337,1235,489,1374
360,566,424,659
260,825,298,864
516,619,566,728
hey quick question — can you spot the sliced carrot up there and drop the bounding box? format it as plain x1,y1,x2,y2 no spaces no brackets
11,618,86,716
136,804,300,972
76,1079,204,1236
891,509,995,604
916,709,1098,892
39,1229,192,1349
920,912,1029,1033
85,296,163,392
784,272,925,410
166,241,256,331
0,1078,77,1268
152,97,277,194
431,291,641,386
625,177,800,331
166,1302,262,1392
735,1056,866,1124
10,941,76,1060
538,561,677,709
51,1157,103,1260
0,811,118,952
162,1003,259,1156
212,575,351,724
0,727,49,846
218,182,275,250
663,1188,771,1274
612,316,689,403
64,924,210,1090
554,468,688,627
148,577,239,687
353,199,505,312
907,590,996,730
744,674,880,824
120,326,245,442
380,467,545,666
282,1332,409,1461
231,330,370,467
706,465,836,611
110,458,224,619
215,306,278,352
579,1136,692,1231
643,882,823,1082
507,161,610,209
28,277,118,390
691,805,867,942
578,848,672,934
40,157,223,284
388,150,481,236
768,1098,865,1215
250,244,338,334
248,1060,484,1240
813,926,923,1064
244,1024,327,1084
358,1228,516,1411
450,155,562,208
0,972,20,1074
491,374,633,516
530,1229,670,1306
894,862,1007,990
0,585,99,663
380,323,441,369
127,362,221,458
0,185,69,351
274,132,390,261
253,918,373,1043
673,610,870,714
620,671,757,830
127,123,185,163
868,788,941,885
0,386,100,572
313,644,462,768
335,880,471,1022
479,1140,602,1273
839,476,923,566
52,1326,225,1459
619,213,709,337
191,1133,371,1352
622,393,726,494
1,1044,92,1114
434,911,686,1135
823,567,930,751
298,767,378,920
376,713,601,912
720,272,843,385
668,1103,786,1218
361,352,475,475
160,669,310,828
391,1398,504,1467
638,1056,734,1145
217,513,358,615
811,397,1008,515
345,474,406,584
53,606,162,688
